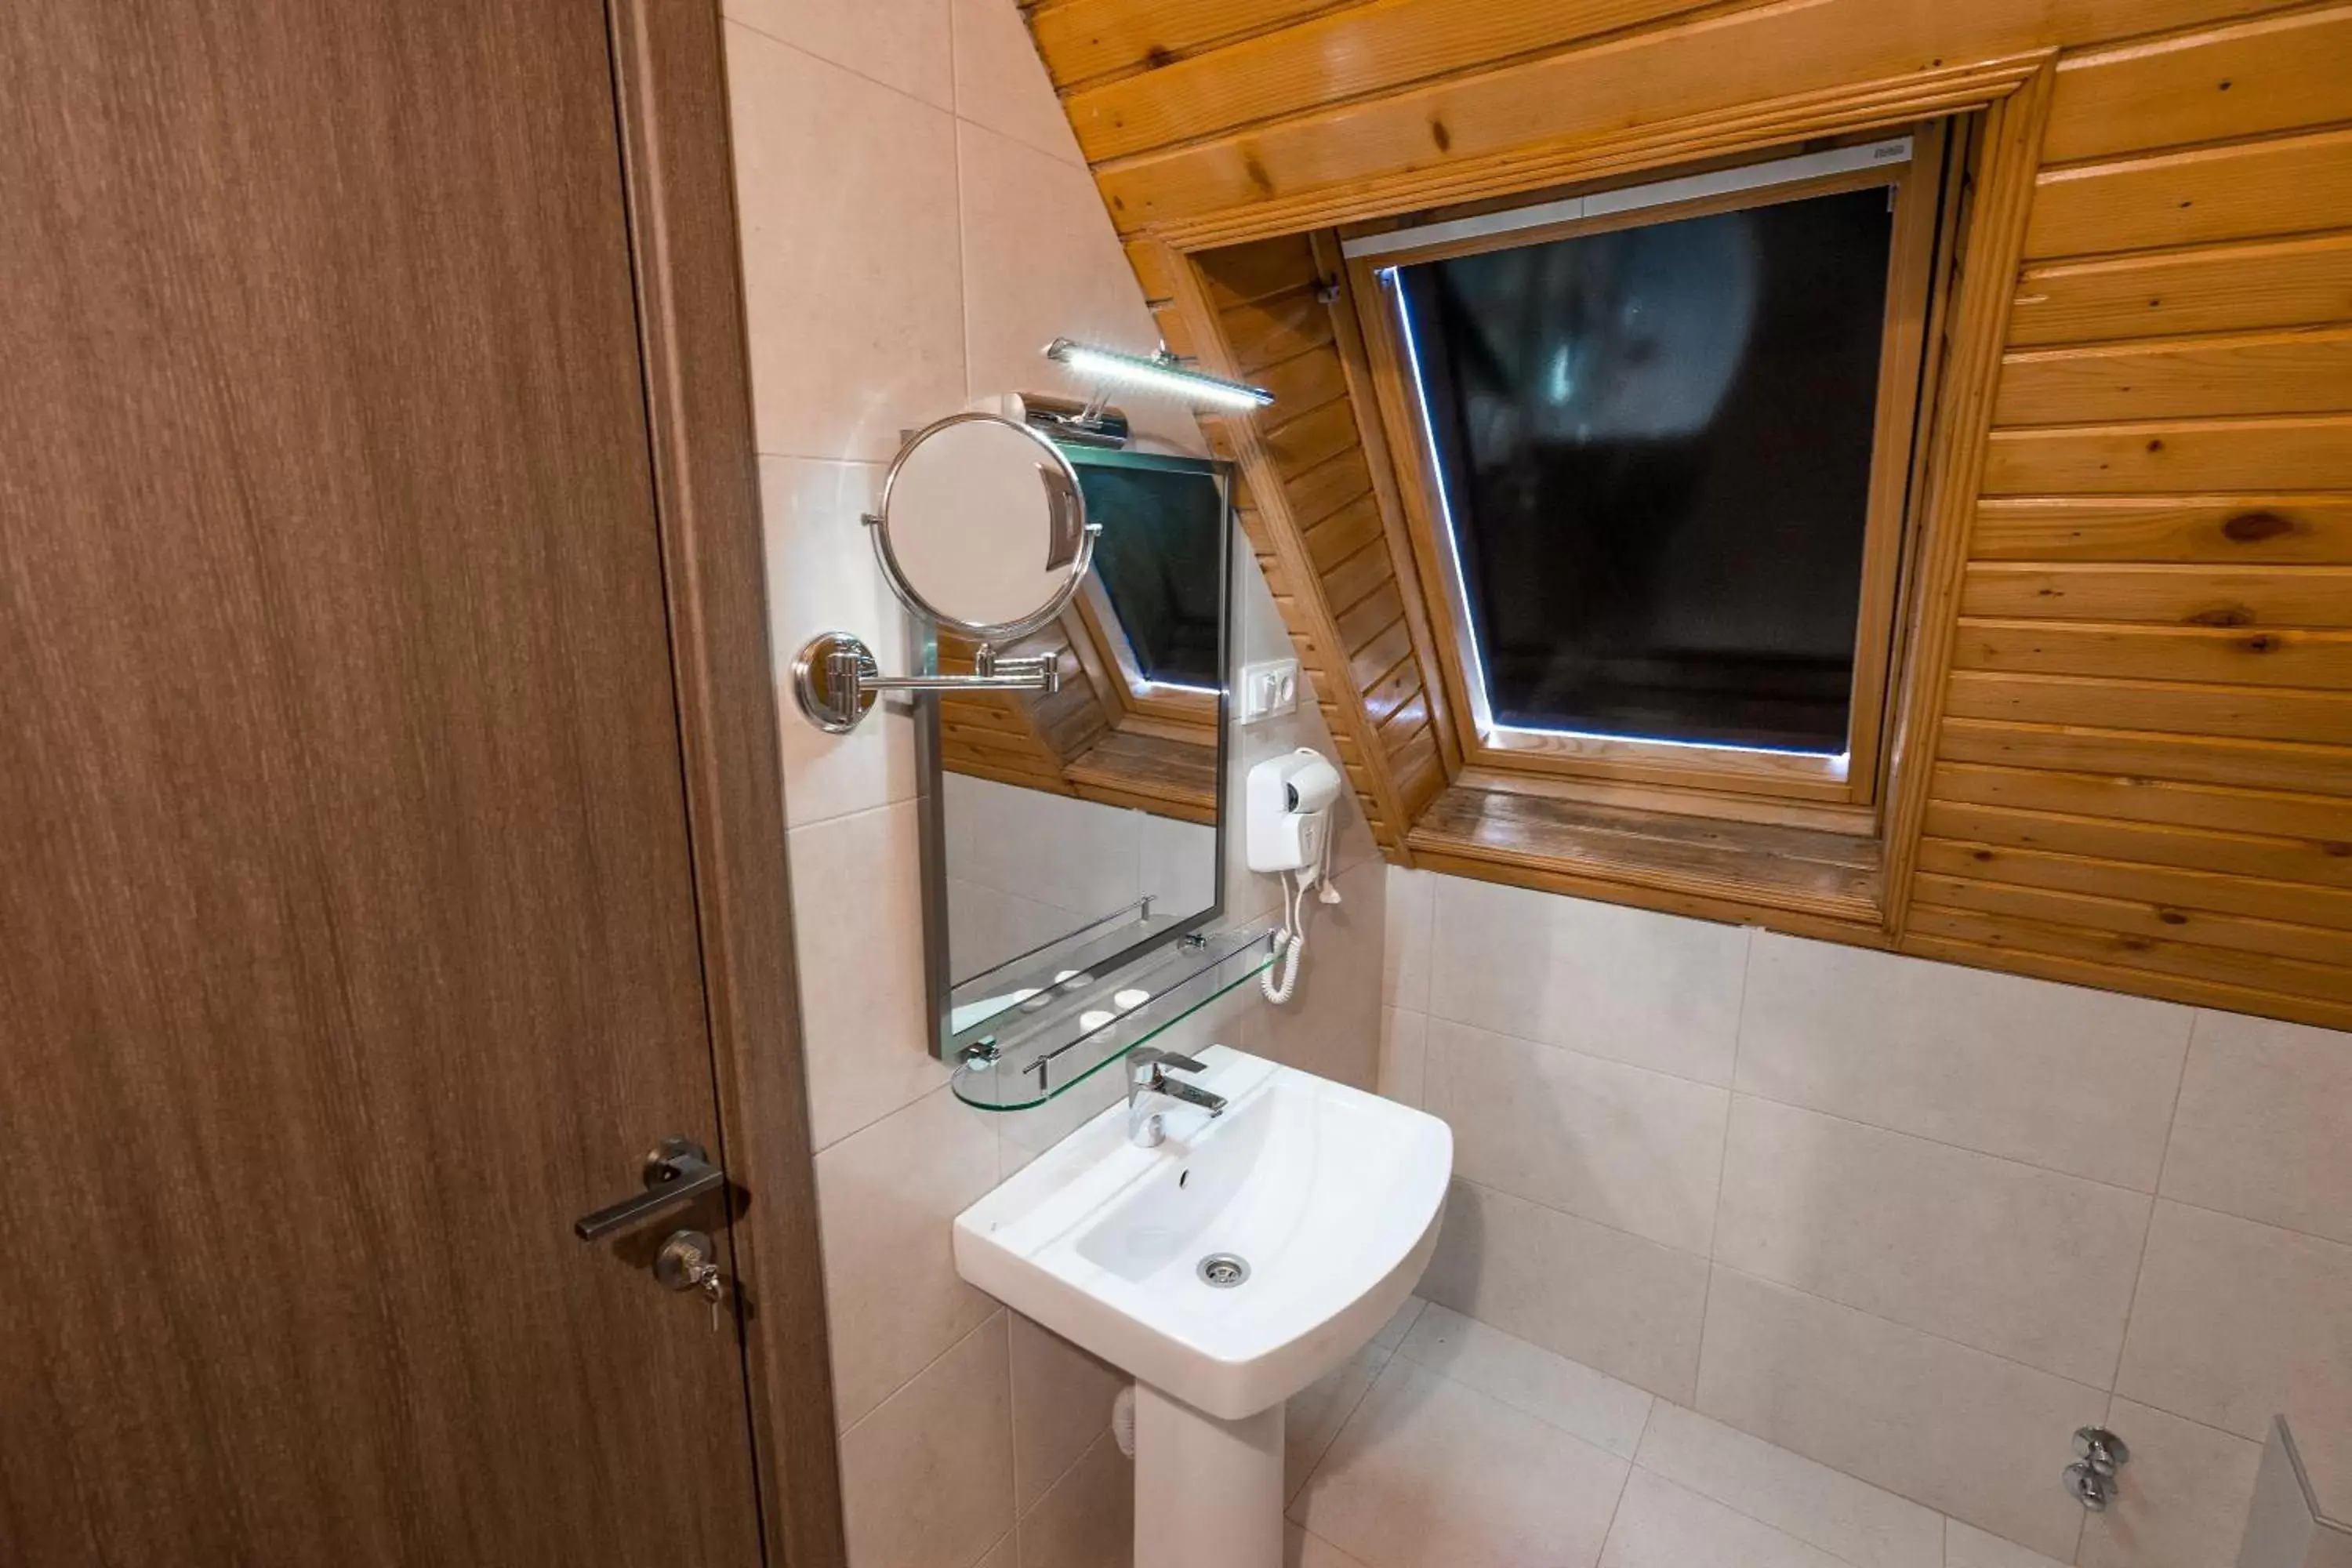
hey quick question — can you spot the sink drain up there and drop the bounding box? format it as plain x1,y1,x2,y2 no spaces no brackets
1196,1252,1250,1288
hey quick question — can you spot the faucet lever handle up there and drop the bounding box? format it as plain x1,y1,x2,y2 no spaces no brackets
1143,1049,1207,1076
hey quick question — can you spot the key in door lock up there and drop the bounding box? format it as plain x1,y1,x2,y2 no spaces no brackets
655,1229,731,1330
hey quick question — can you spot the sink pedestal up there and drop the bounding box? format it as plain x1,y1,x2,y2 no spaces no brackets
1134,1383,1285,1568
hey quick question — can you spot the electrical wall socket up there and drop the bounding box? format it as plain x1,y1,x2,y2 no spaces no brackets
1237,658,1300,724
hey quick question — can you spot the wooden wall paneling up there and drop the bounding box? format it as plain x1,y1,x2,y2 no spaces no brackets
1951,617,2352,687
1906,901,2352,1006
2007,231,2352,347
2024,124,2352,258
1970,495,2352,561
1918,834,2352,931
1924,796,2352,889
1026,0,1367,93
1038,0,2352,1025
1310,230,1463,786
1880,68,2057,933
1902,927,2352,1031
1980,414,2352,494
1082,0,2256,241
1915,871,2352,973
1991,325,2352,425
1937,716,2352,797
1161,242,1421,855
1958,562,2352,624
2041,2,2352,165
1943,669,2352,744
1931,760,2352,846
1062,0,1719,162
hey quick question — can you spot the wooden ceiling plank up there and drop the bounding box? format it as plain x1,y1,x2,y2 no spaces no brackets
2042,2,2352,165
1970,495,2352,561
1938,714,2352,799
2009,230,2352,348
1918,834,2352,932
1951,616,2352,689
2025,123,2352,259
1943,669,2352,746
1925,797,2352,889
1959,562,2352,626
1992,324,2352,425
1980,412,2352,494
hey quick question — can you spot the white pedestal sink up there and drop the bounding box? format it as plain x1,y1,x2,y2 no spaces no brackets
953,1047,1453,1568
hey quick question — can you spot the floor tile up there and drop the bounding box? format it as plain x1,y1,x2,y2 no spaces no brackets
1293,1358,1631,1568
1286,1339,1394,1506
1635,1403,1943,1568
1947,1520,2071,1568
1287,1523,1373,1568
1599,1468,1849,1568
1396,1305,1654,1459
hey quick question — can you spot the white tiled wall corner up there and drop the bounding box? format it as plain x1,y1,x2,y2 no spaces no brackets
1389,865,2352,1566
728,7,1388,1560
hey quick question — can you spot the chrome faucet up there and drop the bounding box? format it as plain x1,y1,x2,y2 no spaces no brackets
1126,1048,1226,1148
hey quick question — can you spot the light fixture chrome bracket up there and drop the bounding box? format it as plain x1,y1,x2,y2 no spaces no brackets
791,630,1058,735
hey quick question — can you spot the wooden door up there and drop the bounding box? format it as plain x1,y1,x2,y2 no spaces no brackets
0,4,779,1563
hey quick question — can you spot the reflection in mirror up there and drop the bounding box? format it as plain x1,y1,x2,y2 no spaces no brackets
875,413,1090,637
923,445,1234,1058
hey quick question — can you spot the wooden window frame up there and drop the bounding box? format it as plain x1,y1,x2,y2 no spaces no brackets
1345,122,1954,825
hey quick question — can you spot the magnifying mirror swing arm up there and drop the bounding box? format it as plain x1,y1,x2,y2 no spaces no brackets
792,412,1098,735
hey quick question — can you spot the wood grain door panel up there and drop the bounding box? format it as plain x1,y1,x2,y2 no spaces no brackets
0,3,768,1563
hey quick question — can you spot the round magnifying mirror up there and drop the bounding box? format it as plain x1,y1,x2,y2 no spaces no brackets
868,412,1094,641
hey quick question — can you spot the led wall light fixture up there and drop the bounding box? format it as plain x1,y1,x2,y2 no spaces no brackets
1044,337,1276,413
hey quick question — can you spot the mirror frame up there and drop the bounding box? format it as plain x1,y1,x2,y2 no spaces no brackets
914,444,1238,1062
868,412,1096,644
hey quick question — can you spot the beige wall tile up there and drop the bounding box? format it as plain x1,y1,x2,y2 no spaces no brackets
1634,1403,1943,1568
1427,878,1749,1086
1697,1267,2104,1560
789,800,951,1150
1737,933,2190,1190
1715,1097,2151,1386
1427,1019,1728,1255
1010,1313,1126,1513
1381,866,1434,1011
2161,1011,2352,1247
1375,1007,1426,1108
951,0,1084,165
1600,1468,1850,1568
819,1086,1004,1429
727,26,965,463
956,122,1193,451
1291,1358,1630,1568
1946,1521,2071,1568
1420,1178,1710,1402
1236,856,1385,1091
759,457,916,828
725,0,954,108
840,1313,1015,1568
1016,1428,1132,1568
977,1532,1016,1568
2081,1399,2263,1568
1395,1304,1654,1459
2116,1200,2352,1509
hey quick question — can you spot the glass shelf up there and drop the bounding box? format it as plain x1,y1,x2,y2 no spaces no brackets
949,923,1277,1112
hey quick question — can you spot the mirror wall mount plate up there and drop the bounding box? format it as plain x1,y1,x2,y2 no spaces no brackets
790,412,1100,734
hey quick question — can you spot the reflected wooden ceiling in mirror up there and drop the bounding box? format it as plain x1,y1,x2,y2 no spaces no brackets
1014,0,2352,1032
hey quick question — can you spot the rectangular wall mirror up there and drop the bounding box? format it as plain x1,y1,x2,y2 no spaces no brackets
918,445,1236,1062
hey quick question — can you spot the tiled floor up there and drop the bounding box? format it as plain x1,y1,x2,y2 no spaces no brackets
1285,1300,2072,1568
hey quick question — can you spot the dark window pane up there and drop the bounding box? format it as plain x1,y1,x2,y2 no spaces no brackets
1397,185,1894,753
1076,463,1225,688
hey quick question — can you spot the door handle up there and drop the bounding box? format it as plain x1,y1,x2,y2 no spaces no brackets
573,1135,725,1240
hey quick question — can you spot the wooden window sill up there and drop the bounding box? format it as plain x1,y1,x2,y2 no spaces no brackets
1405,783,1887,934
